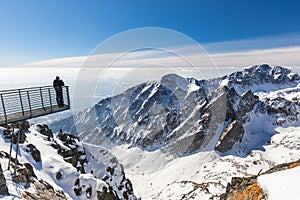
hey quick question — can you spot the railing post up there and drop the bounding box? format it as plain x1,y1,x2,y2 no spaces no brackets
1,94,7,124
27,91,32,117
14,125,21,176
18,89,25,116
48,88,53,112
0,85,70,126
40,87,45,111
7,126,13,170
66,86,70,108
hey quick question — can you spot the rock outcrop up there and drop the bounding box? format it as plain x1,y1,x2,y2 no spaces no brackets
13,163,37,188
26,144,41,162
36,123,54,140
23,180,67,200
97,186,119,200
219,159,300,200
11,130,27,144
56,132,86,173
216,120,244,153
3,121,30,144
0,163,9,195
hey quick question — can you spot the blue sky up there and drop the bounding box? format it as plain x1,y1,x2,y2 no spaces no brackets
1,0,300,66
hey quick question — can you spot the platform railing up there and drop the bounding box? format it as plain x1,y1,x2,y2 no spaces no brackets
0,86,70,125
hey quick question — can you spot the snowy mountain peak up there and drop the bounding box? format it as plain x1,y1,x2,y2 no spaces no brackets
159,73,188,90
52,65,300,158
2,65,300,199
224,64,300,94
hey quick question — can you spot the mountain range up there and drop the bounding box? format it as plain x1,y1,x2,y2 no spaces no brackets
1,64,300,199
52,64,300,157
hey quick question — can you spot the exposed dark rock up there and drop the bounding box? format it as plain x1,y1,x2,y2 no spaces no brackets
56,171,63,180
219,175,266,200
51,141,61,149
2,129,12,139
58,132,80,147
216,120,245,153
33,179,67,200
2,121,30,144
36,124,50,136
13,163,36,187
23,163,36,178
219,159,300,199
26,144,41,162
4,120,31,131
16,120,31,131
258,97,299,126
86,186,92,198
0,164,9,195
56,132,86,173
97,186,119,200
74,187,82,196
0,151,21,166
74,178,80,186
11,130,27,144
106,166,115,176
261,158,300,175
36,123,54,140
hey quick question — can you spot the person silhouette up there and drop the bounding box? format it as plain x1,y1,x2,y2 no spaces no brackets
53,76,65,107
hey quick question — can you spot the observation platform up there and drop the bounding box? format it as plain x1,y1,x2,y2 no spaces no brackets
0,86,70,125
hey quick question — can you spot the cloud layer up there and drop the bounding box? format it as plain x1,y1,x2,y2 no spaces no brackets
15,45,300,69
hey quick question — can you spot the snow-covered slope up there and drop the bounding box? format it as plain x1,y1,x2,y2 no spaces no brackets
111,126,300,199
0,125,137,199
51,65,300,157
49,64,300,199
3,64,300,199
258,163,300,200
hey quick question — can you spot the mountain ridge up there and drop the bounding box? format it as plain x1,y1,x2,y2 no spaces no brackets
1,64,300,199
51,64,300,158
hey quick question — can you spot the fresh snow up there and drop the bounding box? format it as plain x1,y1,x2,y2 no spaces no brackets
0,126,108,200
258,166,300,200
2,66,300,199
110,126,300,199
187,83,200,94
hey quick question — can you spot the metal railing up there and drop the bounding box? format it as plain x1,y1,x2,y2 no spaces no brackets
0,86,70,125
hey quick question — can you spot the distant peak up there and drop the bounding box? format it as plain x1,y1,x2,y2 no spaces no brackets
160,73,184,81
245,64,291,75
158,73,189,91
230,64,296,78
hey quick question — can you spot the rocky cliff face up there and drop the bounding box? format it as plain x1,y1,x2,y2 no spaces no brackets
34,124,136,200
51,65,300,156
0,124,137,199
224,64,300,94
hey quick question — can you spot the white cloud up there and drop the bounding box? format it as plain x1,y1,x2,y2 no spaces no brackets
211,46,300,68
14,45,300,69
3,44,300,111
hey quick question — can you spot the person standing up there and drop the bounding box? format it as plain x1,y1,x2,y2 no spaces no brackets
53,76,65,107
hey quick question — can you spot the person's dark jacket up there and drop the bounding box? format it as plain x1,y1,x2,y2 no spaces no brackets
53,79,64,89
